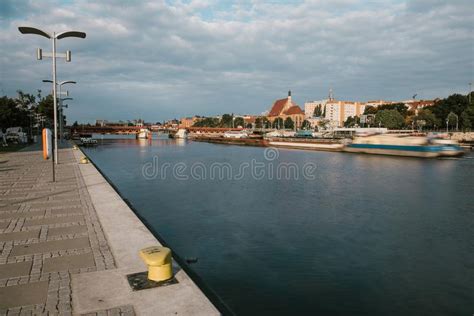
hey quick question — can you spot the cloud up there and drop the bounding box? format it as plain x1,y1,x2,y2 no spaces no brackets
0,0,472,122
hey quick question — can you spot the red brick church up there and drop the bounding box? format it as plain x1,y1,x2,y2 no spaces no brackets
267,91,305,128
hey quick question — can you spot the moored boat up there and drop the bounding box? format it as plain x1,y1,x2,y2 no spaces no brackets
223,131,248,139
136,128,151,139
344,134,464,157
174,128,188,139
429,138,464,157
267,139,344,151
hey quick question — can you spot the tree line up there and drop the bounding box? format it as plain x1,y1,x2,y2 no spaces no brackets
193,114,313,130
0,90,57,133
344,93,474,130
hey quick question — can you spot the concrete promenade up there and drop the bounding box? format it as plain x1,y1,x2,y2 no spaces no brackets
0,145,219,315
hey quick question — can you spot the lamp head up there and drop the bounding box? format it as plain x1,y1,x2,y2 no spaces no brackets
18,27,51,39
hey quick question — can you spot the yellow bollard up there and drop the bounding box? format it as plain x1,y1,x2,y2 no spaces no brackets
139,246,173,282
80,156,89,164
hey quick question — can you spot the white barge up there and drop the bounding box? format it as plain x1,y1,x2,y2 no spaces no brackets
344,134,464,158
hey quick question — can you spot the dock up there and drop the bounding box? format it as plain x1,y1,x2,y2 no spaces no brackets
0,145,219,315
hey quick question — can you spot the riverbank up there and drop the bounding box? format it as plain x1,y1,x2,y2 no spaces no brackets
0,144,218,315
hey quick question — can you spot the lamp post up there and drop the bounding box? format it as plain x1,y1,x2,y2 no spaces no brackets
19,26,86,165
43,80,76,142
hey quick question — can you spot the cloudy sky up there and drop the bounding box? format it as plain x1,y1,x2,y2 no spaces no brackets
1,0,472,123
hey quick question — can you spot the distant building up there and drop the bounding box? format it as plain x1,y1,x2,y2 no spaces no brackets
304,100,328,118
402,99,437,113
95,120,108,127
365,100,393,108
95,120,129,127
267,90,305,129
179,117,201,128
325,100,367,127
243,115,257,127
164,119,179,129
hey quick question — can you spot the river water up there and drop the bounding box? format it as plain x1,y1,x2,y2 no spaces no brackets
83,136,473,316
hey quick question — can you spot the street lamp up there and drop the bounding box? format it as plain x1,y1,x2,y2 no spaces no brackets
19,26,86,166
43,80,76,141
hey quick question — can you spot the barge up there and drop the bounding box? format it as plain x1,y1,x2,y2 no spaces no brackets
344,134,464,157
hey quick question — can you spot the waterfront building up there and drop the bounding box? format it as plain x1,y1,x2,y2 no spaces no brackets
95,119,108,127
304,99,329,119
95,120,129,127
403,99,437,114
365,100,393,107
324,100,367,127
267,91,305,129
306,117,322,128
179,116,201,128
243,115,257,128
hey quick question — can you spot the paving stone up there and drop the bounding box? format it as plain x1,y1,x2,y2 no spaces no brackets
0,261,32,279
0,221,9,229
50,208,83,216
23,215,84,227
0,147,118,314
43,252,95,273
0,206,21,212
10,237,90,256
0,230,40,242
0,281,48,309
47,225,87,237
0,211,45,220
29,201,81,209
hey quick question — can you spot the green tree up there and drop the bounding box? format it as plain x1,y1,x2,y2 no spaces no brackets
344,116,360,127
414,109,439,129
375,109,405,129
255,117,269,129
0,96,29,130
193,117,219,127
313,105,322,117
234,117,244,128
301,120,311,129
364,103,408,117
263,117,271,128
425,94,469,128
37,94,54,121
220,114,233,127
460,105,474,131
272,118,283,129
284,117,294,129
461,110,472,130
447,112,459,130
16,90,36,111
363,106,378,115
